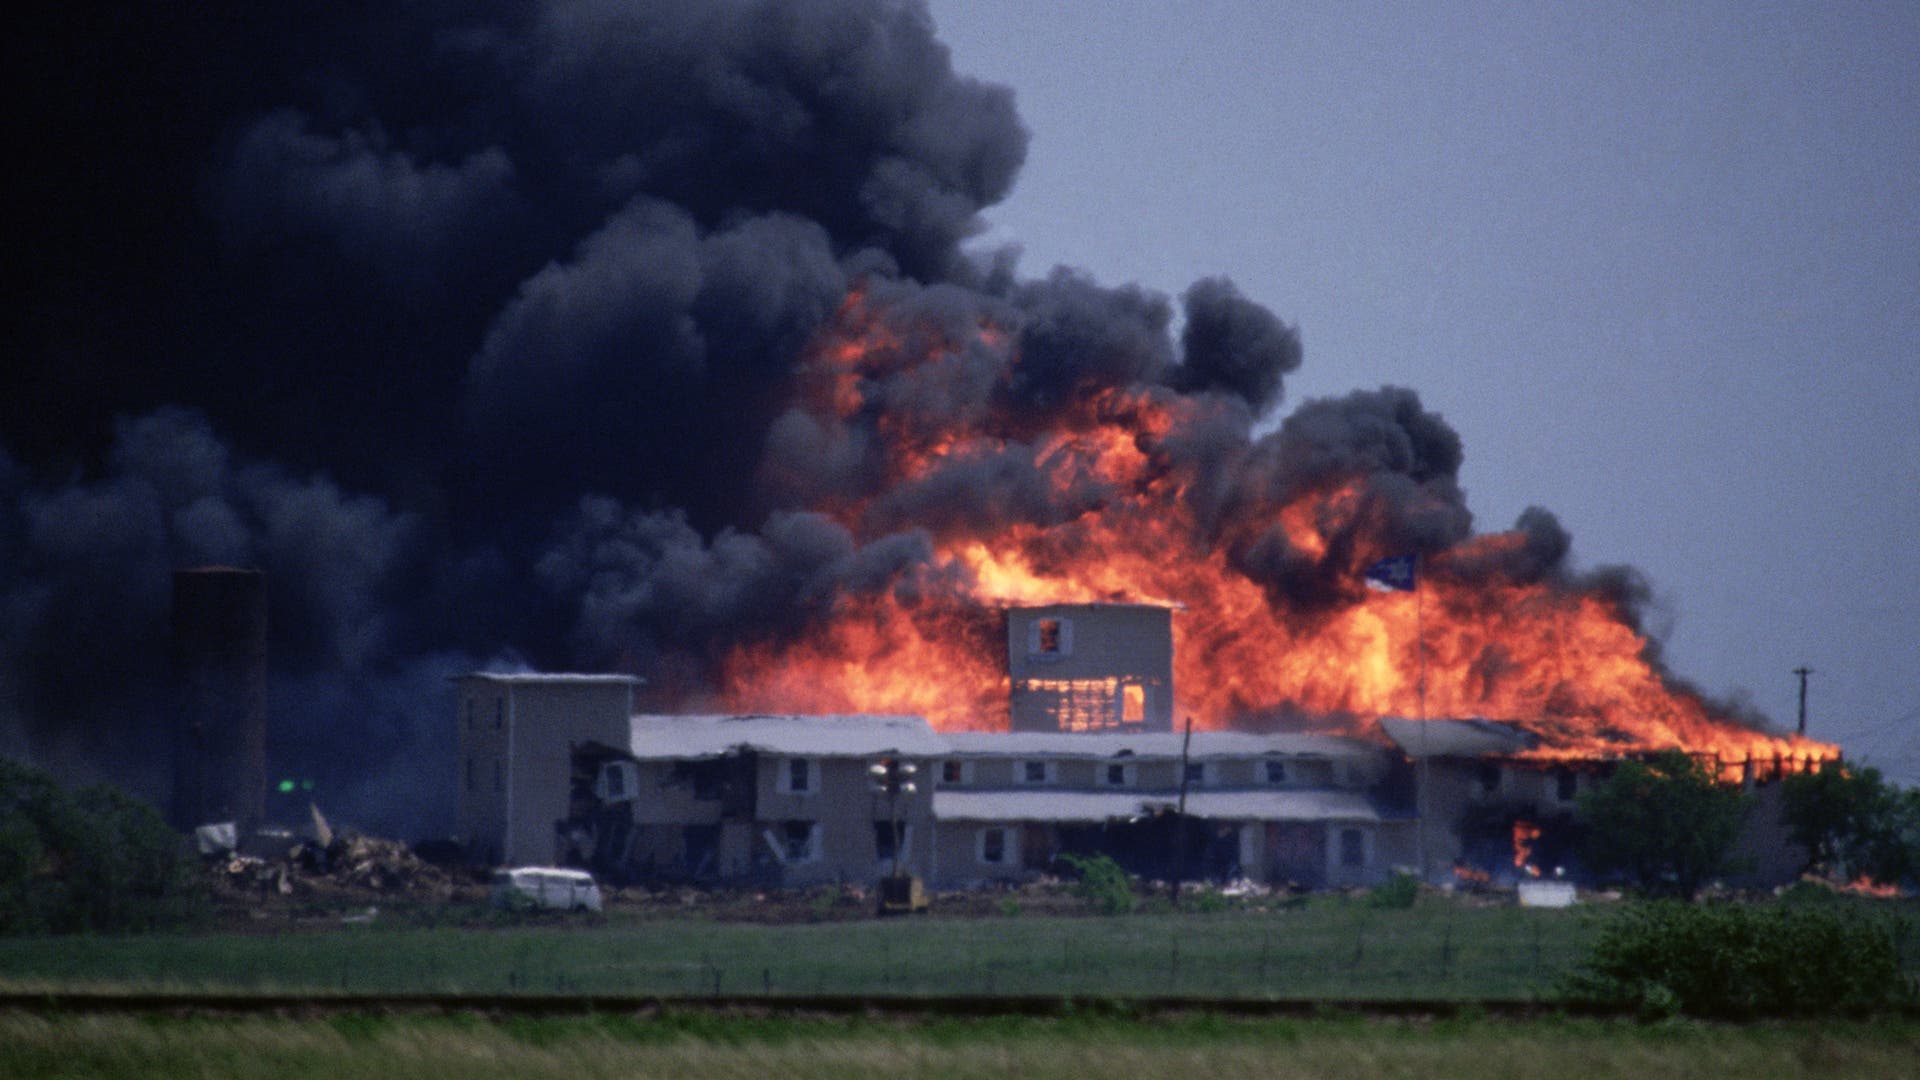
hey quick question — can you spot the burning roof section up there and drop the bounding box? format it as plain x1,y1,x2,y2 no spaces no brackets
1376,717,1540,759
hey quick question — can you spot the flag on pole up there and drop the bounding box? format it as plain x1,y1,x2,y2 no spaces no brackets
1363,554,1418,592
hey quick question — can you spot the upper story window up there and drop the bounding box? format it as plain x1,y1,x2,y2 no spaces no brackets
1019,760,1054,785
940,759,970,786
1183,761,1208,787
777,757,818,795
1264,759,1287,785
1028,617,1073,657
1103,762,1132,787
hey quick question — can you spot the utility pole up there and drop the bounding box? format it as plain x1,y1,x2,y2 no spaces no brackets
1171,715,1194,908
1793,667,1814,735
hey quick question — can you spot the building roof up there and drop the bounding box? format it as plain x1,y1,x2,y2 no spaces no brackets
943,731,1376,760
932,788,1382,824
1005,601,1176,613
627,714,946,760
457,672,644,686
1376,717,1538,759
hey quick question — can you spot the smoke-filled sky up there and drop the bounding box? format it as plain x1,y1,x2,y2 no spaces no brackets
929,0,1920,783
3,1,1914,837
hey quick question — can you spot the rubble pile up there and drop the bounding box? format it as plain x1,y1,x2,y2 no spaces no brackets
209,830,469,905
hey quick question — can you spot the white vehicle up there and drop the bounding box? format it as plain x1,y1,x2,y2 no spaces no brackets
490,867,604,913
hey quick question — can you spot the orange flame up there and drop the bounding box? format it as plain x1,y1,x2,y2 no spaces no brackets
1842,875,1899,899
1512,820,1542,877
716,289,1840,767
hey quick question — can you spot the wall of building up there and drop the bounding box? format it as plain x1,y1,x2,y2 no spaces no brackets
1007,604,1173,733
455,675,635,866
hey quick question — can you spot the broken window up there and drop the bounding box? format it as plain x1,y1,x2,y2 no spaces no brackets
979,827,1008,865
1340,827,1365,868
782,821,817,862
1265,760,1287,785
1020,677,1124,731
1036,618,1063,653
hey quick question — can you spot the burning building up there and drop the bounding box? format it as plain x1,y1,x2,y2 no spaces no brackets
4,4,1847,846
1008,603,1173,733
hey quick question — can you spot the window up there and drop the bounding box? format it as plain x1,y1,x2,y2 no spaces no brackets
1477,762,1502,795
1340,827,1366,868
1020,760,1053,785
1183,761,1208,787
1264,760,1287,785
1037,619,1062,653
780,821,818,863
1104,762,1131,787
1555,767,1577,801
777,757,817,795
940,759,968,785
1027,616,1073,657
979,827,1010,865
1122,683,1146,724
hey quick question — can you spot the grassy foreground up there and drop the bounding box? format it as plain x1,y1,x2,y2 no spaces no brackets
0,901,1596,1000
2,1011,1918,1079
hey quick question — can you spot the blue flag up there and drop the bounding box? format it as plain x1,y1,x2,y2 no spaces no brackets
1364,554,1417,592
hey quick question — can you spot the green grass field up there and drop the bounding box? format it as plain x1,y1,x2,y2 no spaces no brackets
0,899,1598,1000
2,1011,1918,1079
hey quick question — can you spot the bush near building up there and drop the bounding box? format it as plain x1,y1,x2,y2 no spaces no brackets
1781,765,1920,884
1577,750,1747,900
0,757,201,933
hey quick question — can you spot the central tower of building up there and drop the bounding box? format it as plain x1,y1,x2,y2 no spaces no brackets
1006,603,1173,733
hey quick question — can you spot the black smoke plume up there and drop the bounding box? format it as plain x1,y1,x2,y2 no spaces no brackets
2,1,1718,836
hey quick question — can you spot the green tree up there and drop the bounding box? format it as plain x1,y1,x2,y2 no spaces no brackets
1780,764,1919,883
0,757,200,933
1578,750,1748,899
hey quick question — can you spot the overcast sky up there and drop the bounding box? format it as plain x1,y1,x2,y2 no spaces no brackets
929,1,1920,780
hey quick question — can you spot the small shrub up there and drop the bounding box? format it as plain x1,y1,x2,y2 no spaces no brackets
1562,900,1911,1018
1188,887,1231,913
998,898,1021,918
1057,853,1136,915
1368,872,1419,910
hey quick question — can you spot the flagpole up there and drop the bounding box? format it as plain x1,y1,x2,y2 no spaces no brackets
1415,553,1428,884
